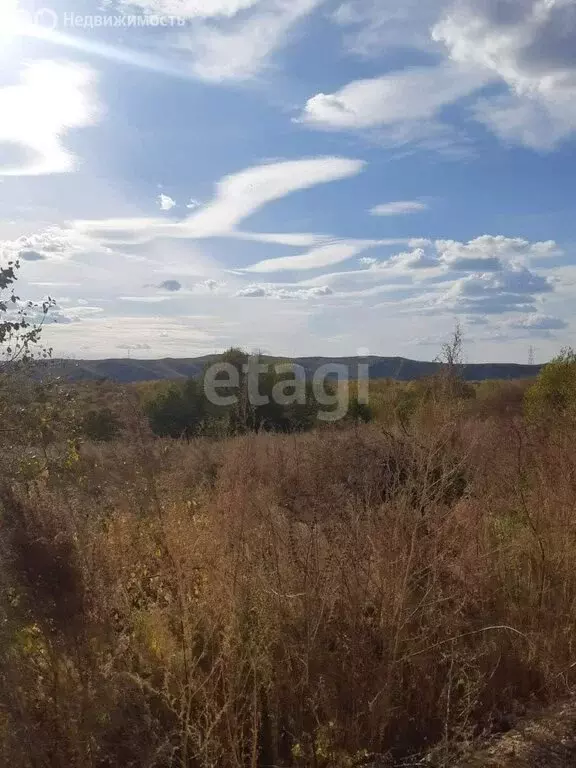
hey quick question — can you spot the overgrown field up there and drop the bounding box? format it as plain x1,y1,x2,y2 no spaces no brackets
1,362,576,767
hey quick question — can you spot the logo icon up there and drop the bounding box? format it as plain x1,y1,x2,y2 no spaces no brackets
34,8,58,31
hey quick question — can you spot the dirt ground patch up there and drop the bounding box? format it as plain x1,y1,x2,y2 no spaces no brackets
457,698,576,767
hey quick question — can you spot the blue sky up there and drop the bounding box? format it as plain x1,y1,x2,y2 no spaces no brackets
1,0,576,362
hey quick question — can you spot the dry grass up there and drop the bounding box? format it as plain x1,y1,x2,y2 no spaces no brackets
1,401,576,767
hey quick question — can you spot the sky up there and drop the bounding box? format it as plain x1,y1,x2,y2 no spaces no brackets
0,0,575,363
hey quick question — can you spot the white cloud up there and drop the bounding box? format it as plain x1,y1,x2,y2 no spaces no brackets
436,235,560,270
439,264,554,314
332,0,444,56
183,156,366,236
472,90,576,151
75,157,365,246
507,314,568,331
200,279,221,291
234,231,329,247
387,248,440,271
452,266,552,298
44,0,322,85
0,60,99,176
0,226,107,262
244,240,379,273
299,264,412,295
236,285,268,297
22,220,572,362
434,0,576,148
433,0,576,94
236,283,333,299
158,193,177,211
317,0,576,151
44,315,218,359
186,198,202,209
120,0,262,19
176,0,325,82
298,63,489,130
379,235,563,275
295,235,565,314
24,303,104,325
74,217,182,245
371,200,428,216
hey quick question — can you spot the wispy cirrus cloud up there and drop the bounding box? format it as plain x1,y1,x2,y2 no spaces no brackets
119,0,263,19
371,200,428,216
75,156,366,244
184,156,364,236
332,0,445,57
297,63,490,132
243,238,408,273
180,0,325,82
119,0,325,82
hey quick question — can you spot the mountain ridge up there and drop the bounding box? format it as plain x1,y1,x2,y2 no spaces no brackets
42,356,543,383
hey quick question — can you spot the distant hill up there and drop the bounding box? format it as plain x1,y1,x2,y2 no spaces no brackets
42,356,542,384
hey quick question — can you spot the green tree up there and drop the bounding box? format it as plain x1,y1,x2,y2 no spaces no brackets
145,379,206,439
524,347,576,422
222,351,335,434
202,349,318,435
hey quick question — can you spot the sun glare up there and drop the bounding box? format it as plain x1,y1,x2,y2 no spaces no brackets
0,0,57,47
2,0,20,28
0,0,24,46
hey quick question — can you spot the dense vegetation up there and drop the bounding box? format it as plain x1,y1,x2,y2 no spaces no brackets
1,266,576,766
138,348,333,439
